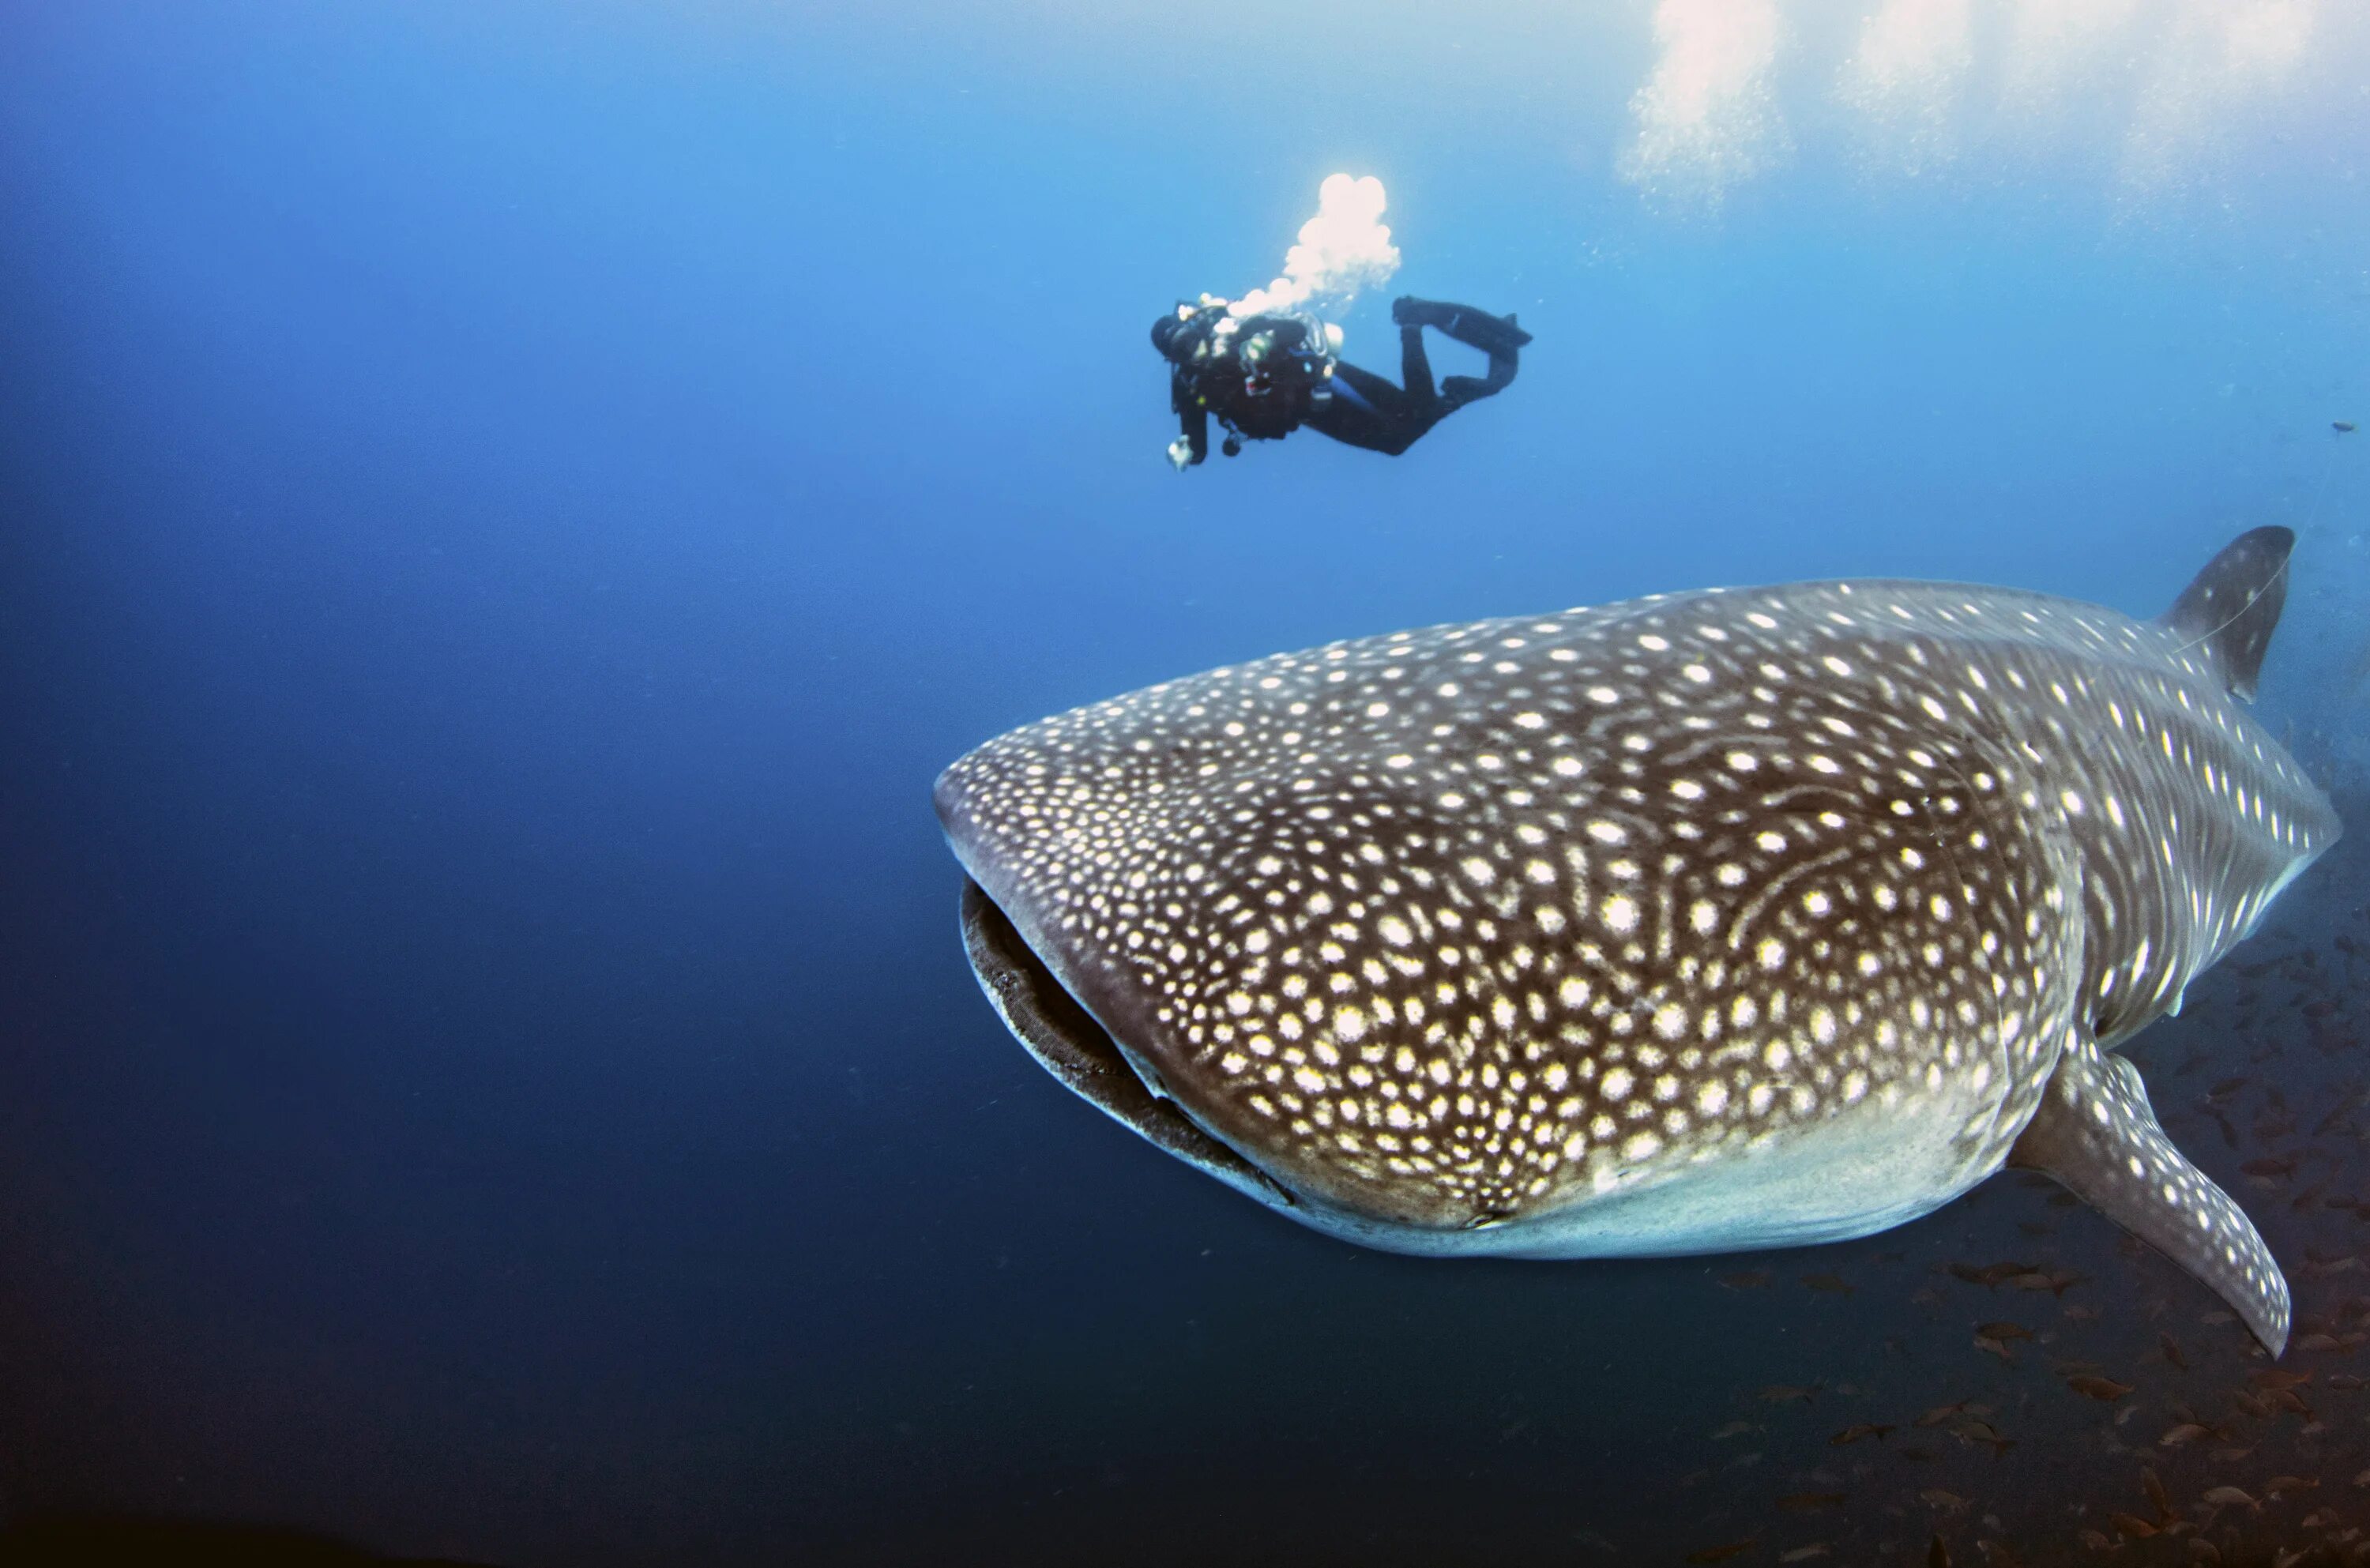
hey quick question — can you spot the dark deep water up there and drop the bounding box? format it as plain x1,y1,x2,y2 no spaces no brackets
3,3,2369,1563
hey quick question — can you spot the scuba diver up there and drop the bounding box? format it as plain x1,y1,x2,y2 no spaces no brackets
1150,295,1532,469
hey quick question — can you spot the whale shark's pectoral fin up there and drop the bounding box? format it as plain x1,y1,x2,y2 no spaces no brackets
2009,1035,2290,1356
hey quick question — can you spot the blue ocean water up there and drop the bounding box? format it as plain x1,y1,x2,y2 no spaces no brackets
2,3,2368,1563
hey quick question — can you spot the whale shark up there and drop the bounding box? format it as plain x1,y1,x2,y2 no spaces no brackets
935,528,2338,1353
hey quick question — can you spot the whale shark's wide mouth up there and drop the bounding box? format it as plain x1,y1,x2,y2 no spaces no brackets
957,878,1296,1211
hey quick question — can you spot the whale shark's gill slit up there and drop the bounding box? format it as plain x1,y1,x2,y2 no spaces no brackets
1914,735,2051,1164
1915,728,2293,1358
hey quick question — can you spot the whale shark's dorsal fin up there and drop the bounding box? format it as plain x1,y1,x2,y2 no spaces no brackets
2157,525,2295,701
2010,1034,2290,1355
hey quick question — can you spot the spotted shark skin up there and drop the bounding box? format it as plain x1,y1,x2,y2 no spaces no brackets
936,528,2337,1352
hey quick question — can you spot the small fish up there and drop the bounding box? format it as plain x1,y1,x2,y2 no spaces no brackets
2007,1270,2080,1295
1710,1420,1758,1441
1947,1417,2015,1457
2294,1331,2347,1352
2206,1075,2251,1104
1801,1273,1853,1295
1973,1334,2013,1361
2063,1374,2133,1401
1758,1384,1820,1404
1687,1542,1759,1565
2200,1485,2259,1511
1914,1401,1973,1427
1919,1489,1969,1511
2329,1373,2366,1390
2157,1423,2212,1447
1776,1492,1847,1512
2159,1333,2188,1369
1719,1269,1772,1290
1830,1423,1894,1446
2317,1094,2367,1137
2262,1475,2319,1499
1948,1261,2037,1288
2108,1513,2157,1540
2336,420,2358,433
2063,1303,2100,1322
2240,1155,2297,1180
2141,1466,2173,1522
1977,1322,2033,1342
2249,1367,2312,1389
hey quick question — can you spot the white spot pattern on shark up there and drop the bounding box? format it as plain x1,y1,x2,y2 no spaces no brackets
937,528,2338,1352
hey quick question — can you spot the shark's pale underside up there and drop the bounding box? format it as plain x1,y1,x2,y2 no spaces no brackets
935,528,2337,1353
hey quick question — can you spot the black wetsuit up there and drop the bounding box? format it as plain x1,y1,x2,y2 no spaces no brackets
1161,311,1323,466
1156,297,1526,465
1315,305,1522,455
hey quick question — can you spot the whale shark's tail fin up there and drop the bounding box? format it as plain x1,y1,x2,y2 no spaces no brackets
2158,525,2295,701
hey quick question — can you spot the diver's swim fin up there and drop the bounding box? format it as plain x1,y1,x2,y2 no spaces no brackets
1438,375,1492,411
1391,296,1533,355
1443,307,1532,357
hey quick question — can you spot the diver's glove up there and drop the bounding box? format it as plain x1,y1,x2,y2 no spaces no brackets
1166,436,1197,472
